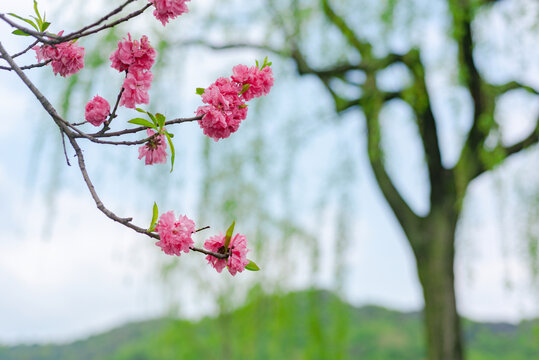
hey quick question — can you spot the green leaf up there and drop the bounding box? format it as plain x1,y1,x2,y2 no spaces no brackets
7,13,39,31
195,87,205,95
245,260,260,271
135,107,148,114
41,21,50,32
30,15,42,29
239,83,250,95
224,220,235,251
147,112,158,127
12,29,31,36
128,118,157,129
148,202,159,232
260,57,272,70
33,0,43,24
155,113,166,130
239,104,248,108
165,132,175,173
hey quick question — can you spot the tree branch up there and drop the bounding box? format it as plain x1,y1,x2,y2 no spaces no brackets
361,77,423,240
0,2,151,46
320,0,371,57
0,59,51,71
504,121,539,156
492,80,539,97
400,49,446,204
77,116,202,139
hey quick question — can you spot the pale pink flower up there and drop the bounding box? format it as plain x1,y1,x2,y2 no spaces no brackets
85,95,110,126
138,129,167,165
120,70,153,109
33,44,58,63
204,233,249,276
33,34,85,77
196,77,247,141
155,211,195,256
150,0,190,26
232,64,274,101
110,34,156,73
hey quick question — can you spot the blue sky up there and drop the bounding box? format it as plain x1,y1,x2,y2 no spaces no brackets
1,0,538,345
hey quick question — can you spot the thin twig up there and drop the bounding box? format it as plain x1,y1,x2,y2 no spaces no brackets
0,14,51,43
96,86,125,135
79,132,158,146
63,118,156,145
1,34,230,261
0,2,151,45
190,246,228,259
78,115,202,139
0,59,51,71
60,129,71,166
65,0,137,36
11,39,39,59
71,121,88,126
195,226,210,233
50,4,153,44
0,41,154,237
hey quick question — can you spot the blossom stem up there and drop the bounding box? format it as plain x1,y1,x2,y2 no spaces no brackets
189,246,228,259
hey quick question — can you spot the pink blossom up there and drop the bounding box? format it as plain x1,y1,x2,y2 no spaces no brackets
196,105,247,141
33,36,85,77
120,70,153,109
154,211,195,256
232,64,274,101
85,95,110,126
138,128,167,165
196,77,247,141
204,233,250,276
110,34,156,73
150,0,191,26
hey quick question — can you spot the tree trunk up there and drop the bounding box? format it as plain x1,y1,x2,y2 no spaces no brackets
413,208,464,360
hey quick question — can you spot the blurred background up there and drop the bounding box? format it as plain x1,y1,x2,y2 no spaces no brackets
0,0,538,358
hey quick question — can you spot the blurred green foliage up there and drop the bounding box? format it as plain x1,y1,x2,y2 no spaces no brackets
2,289,537,360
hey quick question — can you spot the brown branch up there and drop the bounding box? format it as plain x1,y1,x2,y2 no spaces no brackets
79,115,202,139
73,128,158,146
0,41,68,130
69,132,228,259
8,39,39,59
52,4,153,44
0,2,151,46
0,59,51,71
189,246,228,259
63,0,138,38
0,13,232,263
60,129,71,166
0,14,51,43
96,86,125,135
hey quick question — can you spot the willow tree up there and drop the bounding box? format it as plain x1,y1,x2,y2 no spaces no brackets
193,0,539,358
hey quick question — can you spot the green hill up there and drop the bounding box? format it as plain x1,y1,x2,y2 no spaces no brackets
1,289,538,359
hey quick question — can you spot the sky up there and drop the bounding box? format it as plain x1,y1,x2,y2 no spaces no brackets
0,0,538,345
